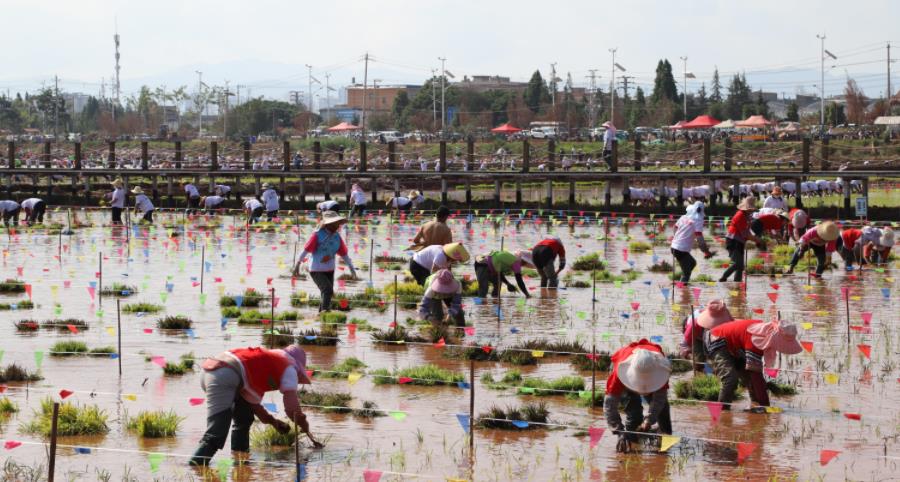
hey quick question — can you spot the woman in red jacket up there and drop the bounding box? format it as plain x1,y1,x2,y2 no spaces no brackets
719,197,766,282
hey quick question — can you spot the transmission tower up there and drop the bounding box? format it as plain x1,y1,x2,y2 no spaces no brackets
113,24,121,121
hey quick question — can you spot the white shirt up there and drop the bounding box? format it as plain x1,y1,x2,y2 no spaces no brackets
110,188,125,208
762,195,786,210
860,227,882,247
261,189,279,211
204,196,225,209
21,198,41,210
350,190,367,206
671,215,703,252
412,245,451,271
390,197,411,208
410,195,425,207
317,200,339,211
215,185,231,195
0,200,19,212
134,194,154,213
603,127,617,149
244,199,263,211
185,184,200,198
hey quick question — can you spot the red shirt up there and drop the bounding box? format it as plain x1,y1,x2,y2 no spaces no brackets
605,339,666,397
841,229,862,247
709,319,764,357
756,214,783,230
229,347,293,403
727,210,750,236
536,238,566,258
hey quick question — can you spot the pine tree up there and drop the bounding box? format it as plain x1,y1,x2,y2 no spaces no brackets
786,102,799,122
651,60,679,104
710,67,723,103
524,70,550,114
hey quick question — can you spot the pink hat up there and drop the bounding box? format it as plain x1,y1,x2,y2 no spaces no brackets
696,300,733,329
746,320,803,368
430,269,460,295
281,345,312,384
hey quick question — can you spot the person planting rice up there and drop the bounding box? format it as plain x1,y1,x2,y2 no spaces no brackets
386,190,425,213
0,200,20,227
201,195,226,212
244,198,264,225
604,339,673,453
835,225,882,270
214,184,232,199
408,242,470,285
131,187,154,223
786,221,839,277
679,300,733,370
108,178,126,225
260,183,279,221
473,249,533,299
531,236,567,288
190,345,321,466
705,319,802,409
349,183,367,217
410,205,452,250
750,209,789,242
184,181,201,213
417,269,465,326
787,208,810,242
670,202,714,283
292,211,357,312
20,197,46,225
316,199,340,213
863,227,893,265
719,197,766,282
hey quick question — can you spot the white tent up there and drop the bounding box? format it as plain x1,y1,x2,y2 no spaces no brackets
874,116,900,126
713,119,735,129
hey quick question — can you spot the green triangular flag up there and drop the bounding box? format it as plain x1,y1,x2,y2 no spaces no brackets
614,280,622,289
576,311,587,319
656,313,665,325
518,387,536,394
34,351,44,370
0,350,4,363
178,260,186,272
199,293,207,305
160,292,168,303
601,332,611,341
389,411,407,421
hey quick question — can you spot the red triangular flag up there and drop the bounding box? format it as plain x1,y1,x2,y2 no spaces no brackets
589,427,605,449
363,469,383,482
844,413,861,420
767,292,778,303
857,344,871,359
59,389,74,399
4,441,21,450
189,398,205,406
736,442,757,464
706,401,723,423
752,308,764,314
801,341,814,353
820,449,840,466
765,368,779,378
770,283,780,290
66,324,79,334
397,377,413,384
481,345,493,354
433,338,446,348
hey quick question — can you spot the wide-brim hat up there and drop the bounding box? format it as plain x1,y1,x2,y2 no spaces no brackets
281,345,312,384
112,178,123,188
516,249,535,268
409,190,421,198
430,269,460,295
737,197,757,211
771,186,783,195
131,186,144,195
816,221,839,241
747,320,803,367
617,349,671,395
262,183,272,189
442,242,470,263
880,228,894,248
696,299,733,329
320,210,347,227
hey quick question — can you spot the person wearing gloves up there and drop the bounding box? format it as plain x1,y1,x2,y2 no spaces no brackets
184,181,201,213
750,209,789,242
473,249,533,299
349,183,367,217
244,198,264,225
862,227,893,265
292,211,357,312
786,221,839,277
20,198,46,225
109,178,126,225
835,225,881,270
409,242,470,286
531,236,567,288
214,184,232,199
719,197,766,282
670,201,714,283
386,190,425,213
190,345,321,466
131,187,155,223
679,300,733,370
201,195,226,212
260,183,280,221
418,269,465,326
762,185,787,210
0,200,20,227
410,206,452,250
316,199,340,213
787,208,810,242
604,339,673,453
705,319,803,408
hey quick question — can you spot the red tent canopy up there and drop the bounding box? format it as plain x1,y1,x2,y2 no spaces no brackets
491,123,522,134
668,121,687,130
682,115,721,129
736,115,773,128
327,122,360,132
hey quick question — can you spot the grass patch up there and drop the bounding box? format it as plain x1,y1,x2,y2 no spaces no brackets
319,312,348,324
477,402,549,430
571,253,608,271
0,300,35,310
592,269,640,283
767,380,798,396
162,353,195,375
673,373,741,401
648,260,674,273
40,319,89,332
370,326,426,344
570,352,612,372
49,341,88,356
99,283,137,297
297,325,339,346
275,311,299,321
125,410,183,437
316,357,367,379
567,388,605,407
297,389,352,413
520,376,585,396
219,288,265,307
250,424,298,448
220,306,241,318
0,279,25,293
23,398,109,436
628,241,652,253
14,319,39,332
0,398,18,414
121,302,164,314
382,282,424,310
0,363,42,383
157,315,193,330
371,364,464,386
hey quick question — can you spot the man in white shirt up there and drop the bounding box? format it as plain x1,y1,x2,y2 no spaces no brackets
214,184,232,199
202,196,226,212
317,199,340,212
0,200,20,226
602,121,617,170
762,186,787,211
184,182,201,213
131,187,155,223
349,184,367,217
260,183,279,220
244,198,264,224
20,198,46,225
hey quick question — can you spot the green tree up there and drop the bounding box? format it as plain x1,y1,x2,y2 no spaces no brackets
725,74,752,119
824,102,845,126
391,91,410,130
710,67,723,103
0,95,23,133
786,102,799,122
523,70,551,114
225,98,298,137
650,60,679,104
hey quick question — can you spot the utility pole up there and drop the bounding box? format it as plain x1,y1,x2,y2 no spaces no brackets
325,73,332,122
586,70,598,128
888,41,892,102
817,33,826,128
361,52,370,137
196,71,203,137
113,24,121,123
609,48,617,124
438,57,447,133
680,56,688,119
53,75,59,139
619,75,634,100
223,80,233,139
305,64,314,135
550,62,558,107
431,69,438,131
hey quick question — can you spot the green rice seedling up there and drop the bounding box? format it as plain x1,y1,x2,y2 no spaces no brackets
567,388,605,407
297,325,339,346
88,346,116,355
237,310,266,325
460,277,479,296
669,358,693,373
370,326,426,344
0,300,34,310
23,398,109,436
480,372,496,384
673,374,742,401
628,241,652,253
501,370,523,384
710,259,732,269
275,311,299,321
563,276,591,288
570,352,611,372
121,302,164,314
297,389,352,413
521,268,539,278
348,318,374,331
520,376,585,396
0,363,42,382
40,318,89,331
592,270,639,283
0,397,18,414
353,400,385,418
372,364,464,386
766,380,798,396
375,254,408,265
162,362,189,375
219,288,265,307
319,312,347,324
648,260,674,273
0,279,26,293
571,253,608,271
156,315,193,330
179,353,195,370
441,344,499,362
477,402,549,430
220,306,241,318
14,319,39,331
49,341,88,357
420,324,457,344
498,349,537,366
369,367,394,384
125,410,183,437
382,282,423,309
99,283,137,297
250,424,298,448
317,357,367,379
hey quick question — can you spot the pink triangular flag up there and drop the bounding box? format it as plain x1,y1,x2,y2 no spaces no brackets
151,356,167,368
860,312,872,326
675,281,685,289
272,297,280,308
691,287,701,299
820,449,840,466
630,302,640,311
736,442,758,464
764,368,779,378
840,286,849,300
706,401,723,423
87,286,96,300
4,441,21,450
464,327,475,336
363,469,383,482
589,427,605,449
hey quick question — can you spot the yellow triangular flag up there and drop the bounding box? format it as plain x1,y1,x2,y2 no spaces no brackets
765,406,783,413
801,322,813,330
531,350,544,358
824,373,839,384
347,372,363,385
123,394,137,401
106,327,116,336
705,281,715,287
659,435,680,452
729,290,739,296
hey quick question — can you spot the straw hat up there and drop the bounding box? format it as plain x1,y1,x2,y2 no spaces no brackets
112,178,123,188
262,183,272,190
281,345,312,384
131,186,144,195
517,249,535,268
408,190,421,198
771,186,783,196
442,242,470,263
696,299,733,329
880,228,894,248
736,197,757,211
815,221,839,241
616,349,672,395
430,269,460,295
746,320,803,367
319,210,347,227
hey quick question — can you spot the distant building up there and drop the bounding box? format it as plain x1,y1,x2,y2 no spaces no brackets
64,93,91,115
454,75,529,94
344,85,421,113
319,106,361,124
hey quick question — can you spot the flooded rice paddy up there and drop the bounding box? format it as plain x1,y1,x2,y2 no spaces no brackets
0,208,897,481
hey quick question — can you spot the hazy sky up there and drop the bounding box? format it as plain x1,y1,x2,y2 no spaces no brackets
2,0,898,105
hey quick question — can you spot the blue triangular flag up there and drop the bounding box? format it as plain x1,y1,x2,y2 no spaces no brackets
456,413,470,433
882,288,890,299
473,297,483,305
234,296,243,307
109,353,119,359
650,335,663,343
510,327,519,334
74,447,92,454
660,288,671,299
457,381,470,389
185,329,196,339
262,402,277,413
511,420,529,429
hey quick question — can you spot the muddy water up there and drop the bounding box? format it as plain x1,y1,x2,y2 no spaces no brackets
0,209,897,481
